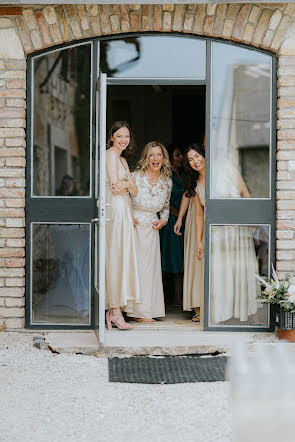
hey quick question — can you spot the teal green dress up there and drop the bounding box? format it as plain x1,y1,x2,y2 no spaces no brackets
160,173,185,274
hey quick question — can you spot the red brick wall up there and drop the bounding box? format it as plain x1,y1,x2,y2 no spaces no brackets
0,3,294,328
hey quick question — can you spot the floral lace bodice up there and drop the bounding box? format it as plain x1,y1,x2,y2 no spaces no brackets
131,172,172,226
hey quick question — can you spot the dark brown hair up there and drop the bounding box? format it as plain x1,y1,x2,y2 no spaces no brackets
106,121,135,157
183,143,205,198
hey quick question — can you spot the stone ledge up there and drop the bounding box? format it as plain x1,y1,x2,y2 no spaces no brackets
42,329,278,357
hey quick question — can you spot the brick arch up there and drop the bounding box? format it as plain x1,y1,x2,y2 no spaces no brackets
2,3,295,330
15,4,295,56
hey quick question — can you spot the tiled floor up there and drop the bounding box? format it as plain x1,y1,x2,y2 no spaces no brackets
128,305,202,331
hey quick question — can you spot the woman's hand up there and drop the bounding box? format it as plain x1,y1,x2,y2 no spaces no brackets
111,180,129,194
153,218,167,230
174,217,182,235
133,217,139,227
197,242,204,261
127,177,138,197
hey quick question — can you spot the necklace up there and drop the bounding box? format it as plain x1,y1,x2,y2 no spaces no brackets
146,171,160,186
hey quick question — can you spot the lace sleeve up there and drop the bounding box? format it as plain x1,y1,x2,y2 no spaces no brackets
159,178,172,220
131,171,140,187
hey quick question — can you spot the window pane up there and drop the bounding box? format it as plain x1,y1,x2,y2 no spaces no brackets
33,44,91,196
32,224,90,324
209,225,269,327
211,42,271,199
101,36,205,78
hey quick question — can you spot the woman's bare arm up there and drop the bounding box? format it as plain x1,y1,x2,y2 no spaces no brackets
193,193,204,260
228,164,251,198
237,174,251,198
121,157,138,197
106,150,129,195
174,193,190,235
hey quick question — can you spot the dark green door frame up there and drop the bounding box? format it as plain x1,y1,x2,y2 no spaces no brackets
26,34,277,331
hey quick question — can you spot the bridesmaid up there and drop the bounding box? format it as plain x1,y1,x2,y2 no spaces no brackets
175,143,259,325
174,143,205,323
127,142,172,322
105,121,140,330
160,144,185,305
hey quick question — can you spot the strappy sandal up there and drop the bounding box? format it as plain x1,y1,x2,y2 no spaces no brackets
132,317,156,323
192,314,200,323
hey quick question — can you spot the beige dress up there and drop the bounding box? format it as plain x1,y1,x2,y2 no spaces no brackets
105,157,141,310
183,183,205,322
127,172,172,319
210,172,259,323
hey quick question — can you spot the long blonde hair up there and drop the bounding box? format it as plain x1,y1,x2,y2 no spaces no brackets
135,141,171,180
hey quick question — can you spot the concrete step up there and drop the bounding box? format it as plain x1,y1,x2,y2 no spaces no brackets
43,329,278,357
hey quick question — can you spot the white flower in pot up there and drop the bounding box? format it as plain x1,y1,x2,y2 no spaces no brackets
287,285,295,304
288,285,295,296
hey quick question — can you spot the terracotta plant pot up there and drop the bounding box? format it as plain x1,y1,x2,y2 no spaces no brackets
279,329,295,342
279,308,295,341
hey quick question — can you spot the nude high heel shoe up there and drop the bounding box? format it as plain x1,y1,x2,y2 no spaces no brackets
106,310,133,330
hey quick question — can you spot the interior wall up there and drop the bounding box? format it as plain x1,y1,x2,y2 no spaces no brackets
107,85,206,169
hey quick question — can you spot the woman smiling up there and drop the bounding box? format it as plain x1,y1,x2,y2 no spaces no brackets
126,142,172,322
105,121,140,330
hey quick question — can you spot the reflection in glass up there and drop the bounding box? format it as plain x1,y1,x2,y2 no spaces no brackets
211,42,271,198
101,36,206,78
33,44,91,196
210,225,269,326
32,224,90,324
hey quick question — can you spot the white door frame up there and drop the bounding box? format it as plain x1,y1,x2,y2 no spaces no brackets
95,72,107,344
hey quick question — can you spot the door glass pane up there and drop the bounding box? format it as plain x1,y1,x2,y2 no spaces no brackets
101,36,205,78
32,44,91,196
211,42,271,199
32,224,90,324
209,225,269,327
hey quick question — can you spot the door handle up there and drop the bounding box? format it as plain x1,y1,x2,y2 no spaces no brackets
91,217,112,223
105,203,111,221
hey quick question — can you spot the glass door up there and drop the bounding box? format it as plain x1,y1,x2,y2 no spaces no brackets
204,41,276,331
26,42,97,328
26,35,276,334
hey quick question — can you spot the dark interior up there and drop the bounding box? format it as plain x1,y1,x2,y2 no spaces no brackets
107,85,206,169
107,84,206,321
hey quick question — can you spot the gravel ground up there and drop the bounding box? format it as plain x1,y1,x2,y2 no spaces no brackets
0,332,231,442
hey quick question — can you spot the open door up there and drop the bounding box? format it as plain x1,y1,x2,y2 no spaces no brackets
94,72,107,343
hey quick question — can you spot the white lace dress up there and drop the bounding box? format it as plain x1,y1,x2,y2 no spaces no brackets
127,172,172,319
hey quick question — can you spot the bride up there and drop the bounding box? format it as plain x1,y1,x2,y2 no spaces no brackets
127,141,172,322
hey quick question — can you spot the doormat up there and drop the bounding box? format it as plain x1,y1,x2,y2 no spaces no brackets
108,355,228,384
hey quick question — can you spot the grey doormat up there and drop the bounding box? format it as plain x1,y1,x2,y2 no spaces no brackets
108,355,228,384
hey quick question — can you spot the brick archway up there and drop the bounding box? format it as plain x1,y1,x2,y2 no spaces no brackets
1,3,295,329
13,4,295,55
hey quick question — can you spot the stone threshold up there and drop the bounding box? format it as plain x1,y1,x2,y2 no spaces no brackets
37,328,279,357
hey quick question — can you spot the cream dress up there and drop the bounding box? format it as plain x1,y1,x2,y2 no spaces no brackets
210,171,259,323
105,156,141,310
127,172,172,319
183,183,205,323
183,176,259,325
